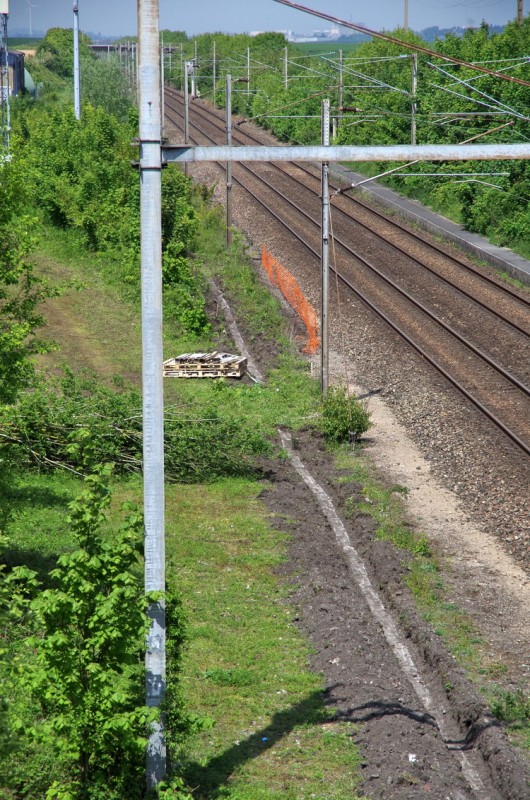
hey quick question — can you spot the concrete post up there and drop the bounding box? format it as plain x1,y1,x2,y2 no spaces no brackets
247,46,250,95
226,74,233,247
411,53,417,146
321,99,330,393
184,59,189,177
213,39,216,108
73,2,81,120
138,0,166,790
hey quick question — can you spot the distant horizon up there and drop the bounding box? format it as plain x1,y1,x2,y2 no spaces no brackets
5,19,511,44
2,0,524,40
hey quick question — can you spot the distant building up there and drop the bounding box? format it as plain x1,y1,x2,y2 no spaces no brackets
0,49,25,101
249,30,292,39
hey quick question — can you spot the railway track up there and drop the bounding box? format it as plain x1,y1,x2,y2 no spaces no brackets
164,87,530,459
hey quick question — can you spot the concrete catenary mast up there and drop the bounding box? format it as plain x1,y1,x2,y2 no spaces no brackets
0,0,10,155
137,0,166,789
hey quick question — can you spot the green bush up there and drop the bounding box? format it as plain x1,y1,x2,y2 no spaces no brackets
320,386,371,443
0,370,270,482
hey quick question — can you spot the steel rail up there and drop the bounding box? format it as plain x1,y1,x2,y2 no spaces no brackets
164,96,530,457
166,87,530,309
169,91,530,334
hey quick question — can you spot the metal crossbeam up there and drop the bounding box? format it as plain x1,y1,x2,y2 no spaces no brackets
162,143,530,164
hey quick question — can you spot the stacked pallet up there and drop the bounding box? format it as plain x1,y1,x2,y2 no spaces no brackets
163,352,247,379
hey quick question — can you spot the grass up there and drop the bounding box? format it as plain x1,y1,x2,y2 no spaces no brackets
159,478,364,799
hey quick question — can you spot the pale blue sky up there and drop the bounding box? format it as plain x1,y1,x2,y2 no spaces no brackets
6,0,525,38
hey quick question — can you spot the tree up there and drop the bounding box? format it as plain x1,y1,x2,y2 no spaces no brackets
18,462,156,800
81,57,134,121
36,28,93,78
0,155,53,405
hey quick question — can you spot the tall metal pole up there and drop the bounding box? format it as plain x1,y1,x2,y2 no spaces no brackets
179,42,183,85
160,36,165,136
284,45,288,89
338,48,343,125
333,48,343,140
226,74,233,247
321,98,330,393
411,52,417,146
0,9,10,155
136,41,140,94
404,0,409,31
73,2,81,120
183,59,189,177
247,46,250,95
518,0,524,25
212,39,216,108
138,0,166,790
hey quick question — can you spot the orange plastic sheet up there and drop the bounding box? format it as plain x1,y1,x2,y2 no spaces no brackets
262,246,320,354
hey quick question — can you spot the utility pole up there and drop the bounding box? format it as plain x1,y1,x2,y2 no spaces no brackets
212,39,216,108
518,0,524,25
333,48,343,140
183,59,189,176
404,0,409,31
411,52,417,145
160,35,164,136
179,42,183,86
284,45,288,89
226,74,233,247
321,98,330,393
247,46,250,95
190,57,196,99
0,3,10,156
138,0,166,790
73,2,81,120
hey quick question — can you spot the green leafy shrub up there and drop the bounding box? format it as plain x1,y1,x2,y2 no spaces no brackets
490,688,530,726
320,386,371,443
6,466,153,799
0,154,56,404
22,102,208,335
0,370,270,481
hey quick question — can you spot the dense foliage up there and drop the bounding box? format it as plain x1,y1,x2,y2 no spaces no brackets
0,464,195,799
0,370,270,482
321,386,372,443
13,99,208,333
36,27,93,78
0,156,55,404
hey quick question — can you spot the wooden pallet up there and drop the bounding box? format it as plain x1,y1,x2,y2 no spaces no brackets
163,351,247,379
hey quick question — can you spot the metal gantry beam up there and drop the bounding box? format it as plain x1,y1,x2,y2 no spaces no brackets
162,142,530,164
